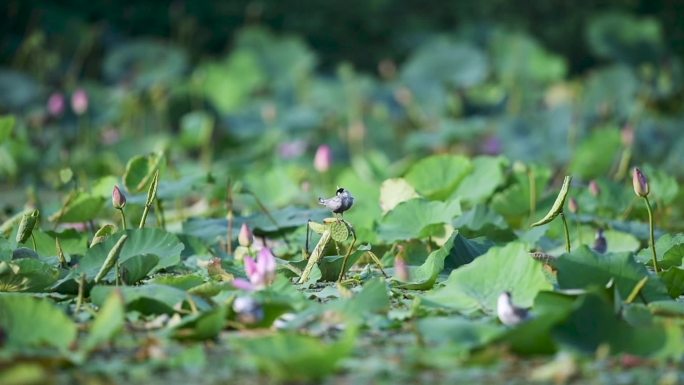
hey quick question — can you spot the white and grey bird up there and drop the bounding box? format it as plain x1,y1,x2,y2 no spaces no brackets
318,187,354,215
497,291,530,326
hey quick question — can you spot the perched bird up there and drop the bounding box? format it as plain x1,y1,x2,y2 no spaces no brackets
318,187,354,215
593,228,607,254
233,296,264,324
497,291,530,326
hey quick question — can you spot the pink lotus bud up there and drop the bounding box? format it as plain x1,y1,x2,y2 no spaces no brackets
394,254,409,281
588,180,600,197
278,140,306,159
621,124,634,147
481,135,502,155
47,92,65,117
71,88,89,115
112,185,126,209
632,167,649,198
568,197,578,214
238,223,253,247
313,144,332,172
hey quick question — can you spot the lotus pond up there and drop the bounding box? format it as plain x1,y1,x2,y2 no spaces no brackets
1,11,684,385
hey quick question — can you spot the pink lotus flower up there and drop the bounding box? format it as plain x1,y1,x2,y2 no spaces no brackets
47,92,65,117
71,88,89,115
232,247,276,291
313,144,332,172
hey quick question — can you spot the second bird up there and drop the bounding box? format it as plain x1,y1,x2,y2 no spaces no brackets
319,188,354,215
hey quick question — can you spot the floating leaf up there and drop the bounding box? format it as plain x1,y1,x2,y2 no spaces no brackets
553,290,680,358
82,290,125,352
452,156,508,205
120,254,160,284
423,242,552,313
418,317,503,354
553,246,670,302
497,291,577,355
0,294,76,353
0,259,59,292
379,178,419,214
378,198,461,242
237,327,356,381
171,305,228,340
79,228,184,282
659,267,684,298
48,192,105,223
123,153,162,193
394,232,456,290
91,284,209,315
404,155,472,200
331,278,390,319
636,233,684,269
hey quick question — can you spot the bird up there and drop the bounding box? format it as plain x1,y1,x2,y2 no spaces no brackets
593,228,607,254
318,187,354,216
497,291,530,326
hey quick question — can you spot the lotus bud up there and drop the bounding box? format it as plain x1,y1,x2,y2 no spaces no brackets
112,185,126,209
588,180,600,197
47,92,65,117
16,210,39,244
313,144,332,172
593,228,607,254
568,197,579,214
632,167,649,198
621,124,634,147
394,254,409,281
238,223,253,247
71,88,89,115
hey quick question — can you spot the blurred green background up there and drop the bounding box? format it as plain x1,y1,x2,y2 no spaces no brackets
2,0,684,72
1,0,683,215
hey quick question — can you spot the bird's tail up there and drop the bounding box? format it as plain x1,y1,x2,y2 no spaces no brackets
318,197,325,205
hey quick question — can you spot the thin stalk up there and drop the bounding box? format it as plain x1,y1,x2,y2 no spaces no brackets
139,170,159,229
560,212,571,253
30,234,37,251
338,234,357,282
155,199,166,229
305,219,311,257
614,148,632,181
528,168,536,220
139,204,152,228
118,208,127,230
226,182,234,255
298,229,331,284
644,197,659,272
75,273,86,312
